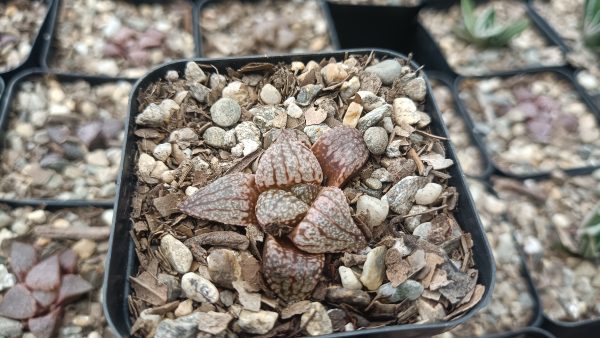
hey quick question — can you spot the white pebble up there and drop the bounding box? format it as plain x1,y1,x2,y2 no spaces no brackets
414,183,443,205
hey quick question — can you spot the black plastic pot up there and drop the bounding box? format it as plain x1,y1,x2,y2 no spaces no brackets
454,66,600,180
523,0,570,54
324,0,422,57
0,68,135,207
0,0,56,82
40,0,201,76
484,327,557,338
197,0,340,57
103,48,495,338
427,70,493,180
0,77,4,106
416,0,567,77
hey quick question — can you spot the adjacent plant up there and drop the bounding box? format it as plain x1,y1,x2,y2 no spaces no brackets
583,0,600,53
578,202,600,259
179,126,369,301
453,0,529,48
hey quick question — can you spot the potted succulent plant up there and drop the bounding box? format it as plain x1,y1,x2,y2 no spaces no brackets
104,50,494,337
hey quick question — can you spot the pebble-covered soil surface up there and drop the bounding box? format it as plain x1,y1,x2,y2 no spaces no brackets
0,206,113,337
419,0,564,76
330,0,421,5
0,77,131,201
458,73,600,176
495,171,600,322
50,0,195,77
532,0,600,108
200,0,332,57
0,0,47,72
126,55,484,337
431,80,487,177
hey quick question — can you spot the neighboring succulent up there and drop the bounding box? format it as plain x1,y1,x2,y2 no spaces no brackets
179,126,369,301
453,0,529,48
583,0,600,53
578,202,600,259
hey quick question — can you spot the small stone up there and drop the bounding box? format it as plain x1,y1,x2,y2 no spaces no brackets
136,103,171,127
363,127,388,155
236,310,278,334
242,139,260,156
340,76,360,99
202,126,227,149
72,314,93,327
321,63,348,85
185,62,207,83
250,106,285,132
343,102,363,127
393,98,420,125
191,157,209,172
304,124,331,143
189,83,210,103
371,168,393,182
357,104,392,131
166,70,179,82
384,176,429,214
153,143,172,161
357,91,385,111
364,177,383,190
15,123,34,138
169,128,198,149
222,81,251,105
286,102,304,118
27,210,47,224
174,299,193,317
417,112,431,128
414,183,443,205
365,59,402,85
296,84,322,106
223,129,237,148
338,266,362,290
86,150,109,166
210,98,241,127
413,222,432,238
231,144,244,158
0,316,23,337
160,234,192,274
378,280,423,302
420,153,454,170
185,187,199,196
235,121,261,143
260,84,282,105
197,311,233,335
356,195,389,227
360,246,387,290
207,249,241,288
181,273,219,303
301,302,333,336
72,239,96,259
155,312,201,338
404,77,426,101
305,107,328,125
0,265,16,292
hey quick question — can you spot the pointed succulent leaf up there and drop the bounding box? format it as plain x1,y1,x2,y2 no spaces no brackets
311,126,368,187
255,129,323,191
262,235,324,302
460,0,477,32
290,187,367,253
290,183,321,205
256,189,309,236
583,0,600,51
179,173,259,226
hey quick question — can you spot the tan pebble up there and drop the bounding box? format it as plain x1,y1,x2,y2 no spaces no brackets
72,239,97,259
343,102,363,128
174,299,194,317
305,107,328,125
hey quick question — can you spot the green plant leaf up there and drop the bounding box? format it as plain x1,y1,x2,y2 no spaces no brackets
474,7,497,33
579,202,600,259
583,0,600,52
460,0,477,32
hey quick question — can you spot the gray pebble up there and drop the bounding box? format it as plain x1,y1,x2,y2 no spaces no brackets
203,126,227,149
404,77,426,102
357,104,392,131
237,310,278,334
210,98,241,127
235,121,261,143
357,91,385,111
223,129,237,148
189,83,211,103
260,84,282,105
304,124,331,144
185,62,207,83
166,70,179,82
364,178,383,190
365,59,402,85
296,84,322,106
155,312,201,338
181,272,219,303
371,168,393,182
161,234,192,274
363,127,389,155
0,316,22,337
384,176,429,214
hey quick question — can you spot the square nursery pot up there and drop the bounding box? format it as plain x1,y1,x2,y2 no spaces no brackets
103,49,495,338
426,70,493,180
40,0,201,77
484,327,557,338
0,0,56,82
0,69,135,207
416,0,566,77
453,66,600,180
324,0,423,57
197,0,341,57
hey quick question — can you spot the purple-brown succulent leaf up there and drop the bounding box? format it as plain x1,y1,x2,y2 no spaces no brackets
255,129,323,191
290,187,367,253
256,189,309,236
262,235,324,302
311,126,369,187
179,173,259,226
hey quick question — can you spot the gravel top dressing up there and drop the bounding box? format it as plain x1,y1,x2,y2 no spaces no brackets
126,54,485,337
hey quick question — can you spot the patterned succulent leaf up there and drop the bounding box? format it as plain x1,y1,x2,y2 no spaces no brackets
289,187,367,253
255,129,323,191
584,0,600,52
262,235,325,302
178,173,259,226
579,202,600,259
255,189,309,236
311,126,368,188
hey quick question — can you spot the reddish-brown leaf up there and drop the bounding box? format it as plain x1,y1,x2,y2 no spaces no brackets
179,173,259,226
255,189,309,236
10,241,38,281
255,129,323,191
25,255,61,292
290,187,366,253
262,236,324,302
0,284,38,319
28,308,61,338
311,126,368,187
